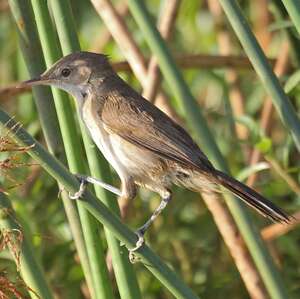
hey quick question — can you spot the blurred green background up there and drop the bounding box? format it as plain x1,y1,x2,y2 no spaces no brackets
0,0,299,298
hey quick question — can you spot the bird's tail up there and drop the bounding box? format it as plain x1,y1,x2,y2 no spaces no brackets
214,170,291,223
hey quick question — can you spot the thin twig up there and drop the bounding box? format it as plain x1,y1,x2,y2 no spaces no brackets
261,211,300,241
0,54,276,101
0,85,31,102
20,164,42,197
266,156,300,195
112,54,275,72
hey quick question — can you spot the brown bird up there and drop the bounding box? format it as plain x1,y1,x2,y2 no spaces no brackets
21,52,291,260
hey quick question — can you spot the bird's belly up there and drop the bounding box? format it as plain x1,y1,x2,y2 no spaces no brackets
111,136,176,193
109,134,161,176
82,101,171,190
83,115,166,184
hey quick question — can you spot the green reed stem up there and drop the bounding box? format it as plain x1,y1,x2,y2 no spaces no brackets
9,0,97,297
30,0,115,298
0,108,200,299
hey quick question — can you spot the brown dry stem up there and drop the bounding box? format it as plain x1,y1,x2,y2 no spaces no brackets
261,211,300,241
142,0,181,102
0,54,276,101
0,84,30,102
89,1,129,53
112,54,275,73
201,192,268,299
208,0,248,142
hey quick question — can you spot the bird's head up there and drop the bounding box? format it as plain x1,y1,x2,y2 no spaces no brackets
20,51,113,99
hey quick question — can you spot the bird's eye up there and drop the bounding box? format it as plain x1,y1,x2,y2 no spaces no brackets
61,68,71,77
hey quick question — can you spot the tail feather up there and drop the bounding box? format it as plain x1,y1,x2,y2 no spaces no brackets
215,170,291,223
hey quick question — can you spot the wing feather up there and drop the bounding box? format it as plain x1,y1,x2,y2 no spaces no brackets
99,90,213,172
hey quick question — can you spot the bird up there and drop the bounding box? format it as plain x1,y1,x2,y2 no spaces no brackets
20,51,291,261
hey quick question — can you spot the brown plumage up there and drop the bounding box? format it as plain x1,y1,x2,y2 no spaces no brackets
21,51,291,256
97,74,290,223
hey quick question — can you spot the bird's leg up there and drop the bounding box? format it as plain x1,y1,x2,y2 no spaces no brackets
119,177,137,202
129,190,171,263
68,174,121,199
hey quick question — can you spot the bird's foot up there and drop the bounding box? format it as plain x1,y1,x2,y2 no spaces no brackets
71,174,122,197
128,229,145,263
68,174,88,199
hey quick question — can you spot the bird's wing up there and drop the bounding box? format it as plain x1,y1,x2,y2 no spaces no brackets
99,91,213,171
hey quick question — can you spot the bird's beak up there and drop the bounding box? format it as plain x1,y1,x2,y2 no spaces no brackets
17,76,49,88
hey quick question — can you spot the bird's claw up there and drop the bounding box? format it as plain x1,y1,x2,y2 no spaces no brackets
128,229,145,263
68,175,88,199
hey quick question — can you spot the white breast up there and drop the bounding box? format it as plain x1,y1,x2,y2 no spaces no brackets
81,95,164,190
81,96,129,182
